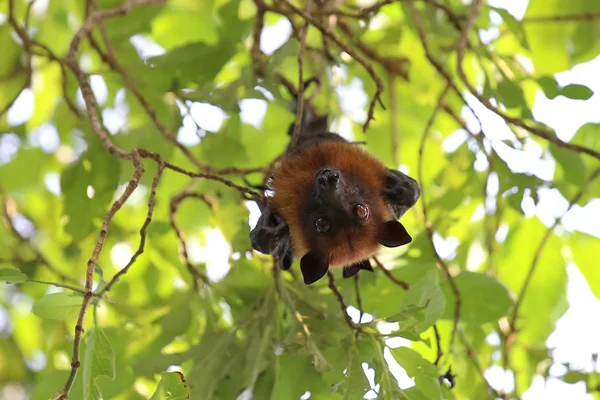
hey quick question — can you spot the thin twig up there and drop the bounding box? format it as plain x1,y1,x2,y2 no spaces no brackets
372,256,410,290
417,85,462,350
406,1,483,133
274,0,386,132
389,73,400,167
290,0,312,149
354,274,364,323
0,194,77,284
27,280,89,296
98,160,165,295
60,155,144,399
169,191,212,288
458,328,505,399
509,167,600,331
337,21,410,81
524,12,600,23
327,271,359,331
138,149,260,198
433,324,443,365
1,0,33,121
455,0,600,162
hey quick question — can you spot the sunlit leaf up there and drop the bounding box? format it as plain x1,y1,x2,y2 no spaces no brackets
149,371,190,400
32,292,83,321
82,328,116,400
0,267,28,283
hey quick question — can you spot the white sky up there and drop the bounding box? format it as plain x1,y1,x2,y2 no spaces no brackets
1,0,599,399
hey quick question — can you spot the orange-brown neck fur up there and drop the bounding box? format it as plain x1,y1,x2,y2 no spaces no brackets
269,141,393,267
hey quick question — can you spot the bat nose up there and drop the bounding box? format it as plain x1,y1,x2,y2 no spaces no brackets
315,167,340,189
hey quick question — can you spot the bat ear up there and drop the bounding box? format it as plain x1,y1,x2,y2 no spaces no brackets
278,250,293,271
343,264,360,278
343,259,373,278
300,252,329,285
378,221,412,248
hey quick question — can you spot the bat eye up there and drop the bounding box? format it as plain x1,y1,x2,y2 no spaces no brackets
314,217,330,234
354,204,369,221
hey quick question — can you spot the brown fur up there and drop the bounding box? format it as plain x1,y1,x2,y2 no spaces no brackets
269,140,393,267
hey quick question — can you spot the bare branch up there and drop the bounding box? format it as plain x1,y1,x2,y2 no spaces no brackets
274,0,386,132
290,0,312,149
416,85,462,350
433,324,442,365
60,154,144,399
169,191,212,288
524,12,600,23
509,167,600,331
98,160,165,295
0,193,77,284
455,0,600,162
327,271,360,331
372,256,410,290
1,0,33,121
354,274,364,323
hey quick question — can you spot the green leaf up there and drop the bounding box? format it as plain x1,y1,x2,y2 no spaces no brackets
497,217,567,344
200,115,249,168
560,369,588,384
496,79,527,109
398,270,446,333
343,343,370,399
103,2,165,43
391,347,442,400
147,41,237,86
60,138,122,241
149,371,190,400
537,78,594,100
83,328,116,400
0,267,28,283
570,233,600,300
441,272,513,324
32,292,83,321
492,7,529,50
0,148,47,193
560,84,594,100
550,143,587,187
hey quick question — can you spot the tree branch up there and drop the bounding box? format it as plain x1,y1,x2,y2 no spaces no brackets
455,0,600,162
273,0,386,132
509,167,600,331
417,85,462,351
372,256,410,290
169,191,212,288
98,160,165,295
59,154,144,399
290,0,312,149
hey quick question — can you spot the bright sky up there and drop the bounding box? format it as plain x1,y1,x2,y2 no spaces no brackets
1,1,599,399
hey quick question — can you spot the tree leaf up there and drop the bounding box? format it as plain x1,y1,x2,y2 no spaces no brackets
391,347,442,400
570,233,600,300
83,328,116,400
560,84,594,100
149,371,190,400
343,343,370,399
32,292,83,321
441,272,513,324
492,7,530,50
0,267,28,283
398,270,446,333
60,138,122,241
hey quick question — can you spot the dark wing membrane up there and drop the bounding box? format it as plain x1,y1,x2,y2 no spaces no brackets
382,169,421,220
250,205,294,269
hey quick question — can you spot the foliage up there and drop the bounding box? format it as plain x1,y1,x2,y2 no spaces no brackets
1,0,599,399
